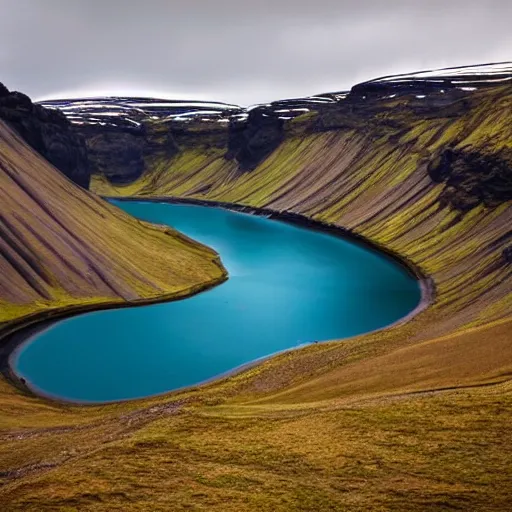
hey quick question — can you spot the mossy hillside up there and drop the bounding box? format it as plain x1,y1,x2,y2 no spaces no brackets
0,119,227,327
95,85,512,336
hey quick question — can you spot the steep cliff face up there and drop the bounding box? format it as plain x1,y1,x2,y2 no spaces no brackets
428,147,512,209
86,65,512,342
0,119,226,328
0,84,91,188
39,97,243,185
43,63,512,199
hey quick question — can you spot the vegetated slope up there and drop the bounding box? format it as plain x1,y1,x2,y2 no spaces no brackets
0,319,511,511
0,119,226,329
93,74,512,342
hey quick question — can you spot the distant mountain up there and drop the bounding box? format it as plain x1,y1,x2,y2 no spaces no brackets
37,62,512,207
40,62,512,129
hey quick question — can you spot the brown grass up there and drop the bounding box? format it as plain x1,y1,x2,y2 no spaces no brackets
0,320,510,511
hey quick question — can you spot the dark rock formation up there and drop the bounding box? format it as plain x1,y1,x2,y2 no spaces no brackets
429,148,512,211
0,82,90,188
77,122,180,184
227,108,284,171
0,83,9,97
82,130,146,184
503,246,512,264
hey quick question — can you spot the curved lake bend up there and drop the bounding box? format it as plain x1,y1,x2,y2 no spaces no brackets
14,201,421,403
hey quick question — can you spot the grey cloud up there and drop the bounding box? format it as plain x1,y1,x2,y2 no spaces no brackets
0,0,510,105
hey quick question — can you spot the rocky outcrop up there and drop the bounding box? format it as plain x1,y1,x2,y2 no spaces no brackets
227,108,284,170
79,122,181,184
429,148,512,211
39,63,511,192
0,83,90,188
81,130,147,184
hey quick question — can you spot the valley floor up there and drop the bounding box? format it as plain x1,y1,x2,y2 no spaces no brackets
0,318,510,511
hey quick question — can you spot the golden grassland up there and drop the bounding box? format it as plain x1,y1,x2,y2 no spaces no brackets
0,318,510,510
0,86,511,510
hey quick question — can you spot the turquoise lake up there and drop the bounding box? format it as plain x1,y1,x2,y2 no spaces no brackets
14,201,421,403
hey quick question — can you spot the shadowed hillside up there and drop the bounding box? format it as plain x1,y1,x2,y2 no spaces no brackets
0,119,226,329
0,83,90,188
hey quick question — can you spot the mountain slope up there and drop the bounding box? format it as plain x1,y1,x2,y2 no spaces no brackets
0,119,226,328
92,76,512,342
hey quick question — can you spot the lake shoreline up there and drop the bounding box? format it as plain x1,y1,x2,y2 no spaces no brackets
112,195,435,304
1,197,435,406
0,273,228,404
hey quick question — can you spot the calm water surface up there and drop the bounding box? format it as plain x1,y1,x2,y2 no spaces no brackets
14,201,421,402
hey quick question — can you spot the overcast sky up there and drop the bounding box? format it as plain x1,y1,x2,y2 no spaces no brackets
0,0,510,106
